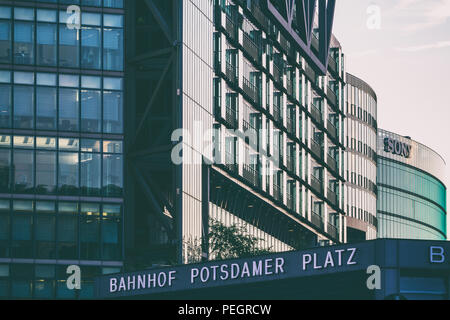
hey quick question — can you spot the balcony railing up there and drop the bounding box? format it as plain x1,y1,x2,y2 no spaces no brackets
225,151,238,174
273,184,282,202
327,120,338,141
310,175,323,195
273,105,282,124
286,156,295,174
327,86,337,107
328,55,337,74
225,62,238,87
305,64,316,84
327,189,338,207
310,139,323,160
287,193,295,211
225,15,238,43
311,211,324,229
250,1,268,31
225,105,238,129
286,80,293,98
243,164,260,188
310,103,323,124
242,32,261,64
286,116,295,136
327,154,338,174
327,223,338,239
243,77,260,106
272,62,282,85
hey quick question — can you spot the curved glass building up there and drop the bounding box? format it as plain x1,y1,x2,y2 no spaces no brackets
345,74,378,242
377,129,447,240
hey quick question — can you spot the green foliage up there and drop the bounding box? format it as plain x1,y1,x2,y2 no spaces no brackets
207,219,272,261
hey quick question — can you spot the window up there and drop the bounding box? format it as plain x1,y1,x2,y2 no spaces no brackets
11,201,33,258
0,84,11,128
0,20,11,63
102,204,121,260
13,150,34,193
14,86,34,129
103,154,123,197
103,91,123,134
58,152,79,195
103,28,123,71
81,90,101,132
37,23,57,66
35,202,56,259
57,202,78,260
36,87,57,130
59,25,79,68
14,21,34,65
59,88,79,131
80,203,100,260
36,151,56,194
82,27,101,69
81,153,101,196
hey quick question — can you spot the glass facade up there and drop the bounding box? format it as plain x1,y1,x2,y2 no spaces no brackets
0,1,124,299
377,130,447,240
345,74,378,241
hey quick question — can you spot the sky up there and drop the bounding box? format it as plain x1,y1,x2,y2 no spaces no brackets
333,0,450,237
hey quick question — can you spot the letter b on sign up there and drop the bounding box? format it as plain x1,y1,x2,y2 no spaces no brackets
430,247,445,263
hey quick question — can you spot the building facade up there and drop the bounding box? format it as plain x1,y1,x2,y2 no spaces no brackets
209,0,346,254
377,129,447,240
0,0,124,299
344,73,378,242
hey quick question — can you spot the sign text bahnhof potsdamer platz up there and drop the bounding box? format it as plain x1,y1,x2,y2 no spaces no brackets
95,240,450,300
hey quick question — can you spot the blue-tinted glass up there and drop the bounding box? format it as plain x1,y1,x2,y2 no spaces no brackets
102,204,121,260
59,26,79,68
36,87,57,130
0,85,11,128
37,23,57,66
0,149,10,192
81,76,101,89
14,22,34,65
0,21,11,63
80,204,100,259
37,73,57,86
103,91,123,133
104,29,123,71
37,9,57,22
14,8,34,21
58,152,79,195
81,27,101,69
103,154,123,197
36,151,56,194
14,86,34,129
59,89,79,131
13,150,34,193
81,153,101,196
81,90,101,132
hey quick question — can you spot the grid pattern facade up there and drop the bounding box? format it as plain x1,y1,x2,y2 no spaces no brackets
0,0,124,299
344,73,377,240
211,0,346,247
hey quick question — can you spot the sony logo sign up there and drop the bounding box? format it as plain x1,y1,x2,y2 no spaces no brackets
384,138,412,159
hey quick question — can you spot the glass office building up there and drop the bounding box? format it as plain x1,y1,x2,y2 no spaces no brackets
0,0,124,299
344,74,378,242
377,129,447,240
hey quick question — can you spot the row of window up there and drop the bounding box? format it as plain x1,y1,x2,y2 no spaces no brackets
0,71,123,133
0,199,122,261
377,159,447,208
0,264,120,300
30,0,123,8
0,7,123,70
0,136,123,197
377,187,446,235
